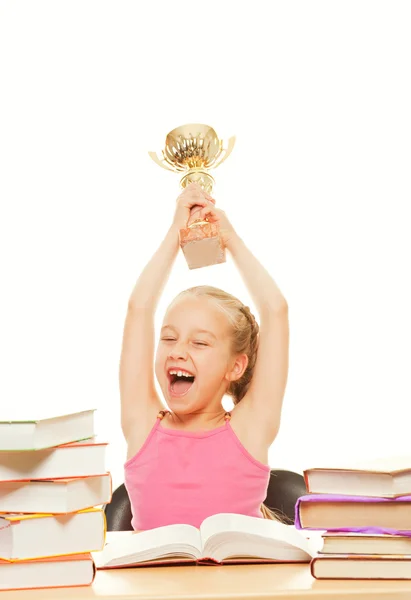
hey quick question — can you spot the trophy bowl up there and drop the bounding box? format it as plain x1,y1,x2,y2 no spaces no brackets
164,124,221,170
149,123,235,194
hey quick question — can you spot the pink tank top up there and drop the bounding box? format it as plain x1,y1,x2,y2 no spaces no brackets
124,410,271,530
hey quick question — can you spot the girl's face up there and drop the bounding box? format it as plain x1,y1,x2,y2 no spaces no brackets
154,296,243,414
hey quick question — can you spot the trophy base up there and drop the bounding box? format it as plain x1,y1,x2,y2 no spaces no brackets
179,223,226,270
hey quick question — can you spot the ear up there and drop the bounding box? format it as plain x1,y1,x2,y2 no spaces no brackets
225,353,249,383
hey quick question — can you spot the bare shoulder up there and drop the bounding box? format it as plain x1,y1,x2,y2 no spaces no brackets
229,395,279,465
124,398,164,462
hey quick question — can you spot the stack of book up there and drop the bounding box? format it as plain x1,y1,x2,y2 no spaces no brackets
295,457,411,580
0,409,112,591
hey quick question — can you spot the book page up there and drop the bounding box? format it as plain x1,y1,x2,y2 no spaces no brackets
200,513,313,555
92,524,201,567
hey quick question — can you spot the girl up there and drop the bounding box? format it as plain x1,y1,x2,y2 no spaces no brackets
120,182,289,531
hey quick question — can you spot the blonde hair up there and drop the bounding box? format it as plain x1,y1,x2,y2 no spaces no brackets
169,285,291,524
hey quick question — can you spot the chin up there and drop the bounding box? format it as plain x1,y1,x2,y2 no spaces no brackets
167,400,193,414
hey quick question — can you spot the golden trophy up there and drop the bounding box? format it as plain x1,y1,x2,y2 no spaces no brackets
149,123,236,269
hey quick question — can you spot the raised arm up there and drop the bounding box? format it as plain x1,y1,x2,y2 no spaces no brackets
192,191,289,442
119,225,179,440
119,184,210,441
226,233,289,440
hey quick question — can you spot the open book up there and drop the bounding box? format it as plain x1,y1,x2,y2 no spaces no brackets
93,513,319,568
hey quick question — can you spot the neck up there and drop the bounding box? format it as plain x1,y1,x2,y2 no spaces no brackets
166,407,228,430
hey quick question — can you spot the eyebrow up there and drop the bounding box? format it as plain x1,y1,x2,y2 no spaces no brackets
161,325,217,340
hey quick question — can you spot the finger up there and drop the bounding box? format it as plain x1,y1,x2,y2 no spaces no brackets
186,182,213,200
187,206,216,226
179,183,202,197
186,182,203,193
188,199,208,210
202,191,216,204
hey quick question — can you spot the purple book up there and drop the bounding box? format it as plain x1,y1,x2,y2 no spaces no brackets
294,494,411,536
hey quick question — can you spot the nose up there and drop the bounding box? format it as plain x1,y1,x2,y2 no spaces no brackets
168,343,188,360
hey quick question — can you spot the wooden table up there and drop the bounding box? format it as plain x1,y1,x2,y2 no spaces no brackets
3,563,411,599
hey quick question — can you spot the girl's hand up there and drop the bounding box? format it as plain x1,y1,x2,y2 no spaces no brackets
172,182,214,231
187,187,237,249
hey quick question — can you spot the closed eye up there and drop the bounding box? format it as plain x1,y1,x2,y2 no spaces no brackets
161,338,207,346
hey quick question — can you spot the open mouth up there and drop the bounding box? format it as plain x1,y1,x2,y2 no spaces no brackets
168,372,196,396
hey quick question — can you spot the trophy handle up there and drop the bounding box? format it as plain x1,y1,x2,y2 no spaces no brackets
148,151,176,173
213,135,236,169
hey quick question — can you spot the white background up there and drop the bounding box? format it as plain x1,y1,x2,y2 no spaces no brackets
0,1,410,491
